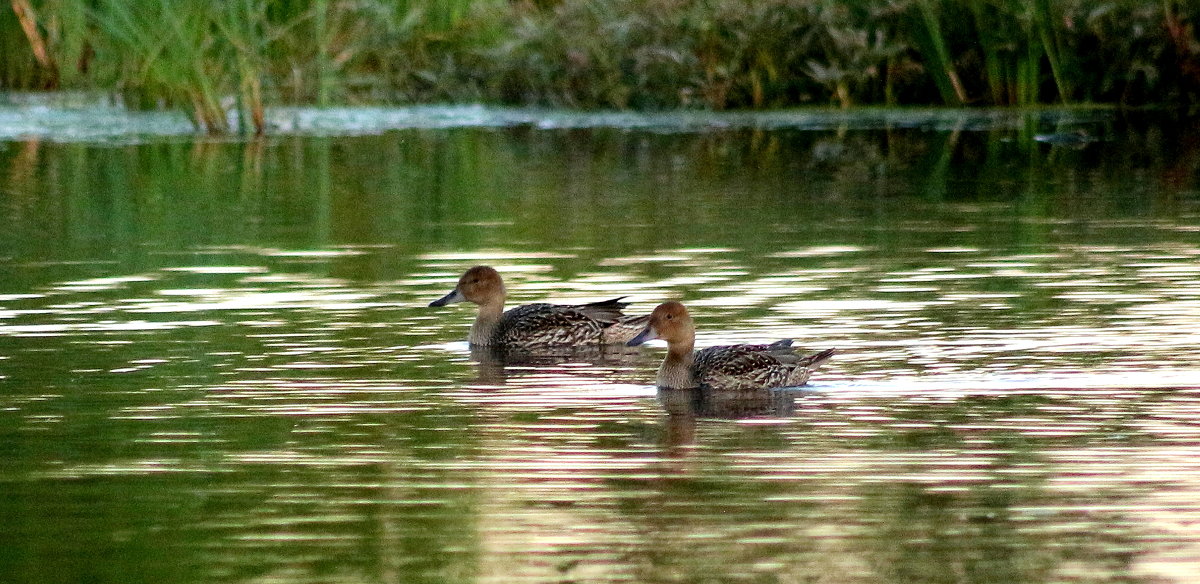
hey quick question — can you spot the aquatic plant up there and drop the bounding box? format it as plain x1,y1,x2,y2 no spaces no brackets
2,0,92,89
90,0,272,133
805,1,904,107
2,0,1198,131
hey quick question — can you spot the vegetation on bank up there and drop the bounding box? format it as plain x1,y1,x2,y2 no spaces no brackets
2,0,1198,133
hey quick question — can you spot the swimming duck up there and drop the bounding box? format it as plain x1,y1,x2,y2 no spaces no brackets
428,265,649,348
627,301,835,390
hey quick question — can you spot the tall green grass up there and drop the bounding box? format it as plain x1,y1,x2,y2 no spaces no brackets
2,0,1197,132
2,0,92,89
93,1,231,132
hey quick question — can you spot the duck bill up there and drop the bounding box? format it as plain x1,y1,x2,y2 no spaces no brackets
429,288,465,307
626,325,657,347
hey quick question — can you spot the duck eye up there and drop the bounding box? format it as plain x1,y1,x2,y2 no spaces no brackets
665,314,673,320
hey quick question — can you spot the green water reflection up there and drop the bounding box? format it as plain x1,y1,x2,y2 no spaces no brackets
2,111,1200,584
4,116,1198,278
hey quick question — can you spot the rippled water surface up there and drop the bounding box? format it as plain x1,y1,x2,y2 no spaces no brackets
2,107,1200,584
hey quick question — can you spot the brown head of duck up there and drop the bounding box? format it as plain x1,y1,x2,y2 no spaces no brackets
429,265,508,345
627,301,698,388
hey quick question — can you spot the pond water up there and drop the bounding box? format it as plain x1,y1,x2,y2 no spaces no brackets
2,105,1200,584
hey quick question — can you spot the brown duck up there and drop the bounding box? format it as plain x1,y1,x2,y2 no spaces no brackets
627,301,835,390
429,265,649,348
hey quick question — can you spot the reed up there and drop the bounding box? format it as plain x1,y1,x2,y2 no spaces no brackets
213,0,272,133
805,1,903,108
907,0,966,105
1031,0,1069,103
1,0,1197,132
92,0,232,132
3,0,93,89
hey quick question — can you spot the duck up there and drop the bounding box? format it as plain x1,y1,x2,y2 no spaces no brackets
627,301,835,390
428,265,649,349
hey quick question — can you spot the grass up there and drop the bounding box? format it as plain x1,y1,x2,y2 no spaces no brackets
1,0,1198,132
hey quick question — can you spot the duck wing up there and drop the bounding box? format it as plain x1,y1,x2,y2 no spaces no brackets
559,297,650,344
694,343,835,390
491,298,648,347
493,303,605,346
573,297,657,342
693,345,790,390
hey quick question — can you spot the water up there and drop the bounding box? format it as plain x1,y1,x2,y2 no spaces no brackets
1,105,1199,583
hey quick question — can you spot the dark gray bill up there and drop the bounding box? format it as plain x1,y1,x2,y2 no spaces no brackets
429,288,465,307
626,325,656,347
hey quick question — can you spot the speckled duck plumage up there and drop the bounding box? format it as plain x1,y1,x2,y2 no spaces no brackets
627,301,835,390
429,265,649,349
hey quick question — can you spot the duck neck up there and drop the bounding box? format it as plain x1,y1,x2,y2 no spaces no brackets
657,338,697,389
468,300,505,346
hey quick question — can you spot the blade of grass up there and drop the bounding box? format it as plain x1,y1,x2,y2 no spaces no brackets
1032,0,1071,103
909,0,966,105
11,0,57,79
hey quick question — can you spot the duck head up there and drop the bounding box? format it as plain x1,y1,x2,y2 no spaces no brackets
429,265,507,308
627,301,694,348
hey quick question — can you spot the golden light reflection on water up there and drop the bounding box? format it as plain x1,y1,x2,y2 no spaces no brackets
3,247,1200,580
7,109,1200,583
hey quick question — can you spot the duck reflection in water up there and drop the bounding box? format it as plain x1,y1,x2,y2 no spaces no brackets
657,385,821,451
658,385,805,418
467,343,648,386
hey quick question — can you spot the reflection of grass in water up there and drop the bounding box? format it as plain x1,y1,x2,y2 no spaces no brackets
605,391,1145,583
865,483,1057,583
1,118,1195,582
1,116,1197,273
600,403,1110,584
606,446,824,583
0,250,487,580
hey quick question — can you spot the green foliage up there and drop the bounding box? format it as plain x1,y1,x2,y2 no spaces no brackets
806,1,905,107
2,0,1198,131
1,0,93,89
90,0,277,133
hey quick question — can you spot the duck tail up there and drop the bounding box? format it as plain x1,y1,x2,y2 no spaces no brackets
797,348,836,369
576,296,631,322
585,296,630,310
781,348,836,388
602,313,651,344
